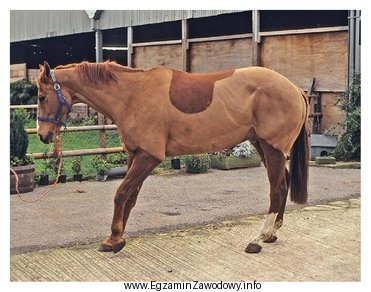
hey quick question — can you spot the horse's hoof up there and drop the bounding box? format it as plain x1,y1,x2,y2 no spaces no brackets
245,242,262,253
112,239,126,253
98,238,126,253
263,235,277,243
98,243,113,252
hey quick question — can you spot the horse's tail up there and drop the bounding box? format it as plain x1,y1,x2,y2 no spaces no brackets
289,92,309,204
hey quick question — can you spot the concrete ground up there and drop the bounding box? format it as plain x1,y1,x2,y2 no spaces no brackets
10,166,361,281
10,198,360,281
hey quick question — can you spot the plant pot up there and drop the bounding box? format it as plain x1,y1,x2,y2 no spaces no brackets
38,174,49,186
57,174,67,183
185,154,210,174
73,174,83,182
96,173,108,181
171,158,181,170
10,164,35,194
210,153,261,170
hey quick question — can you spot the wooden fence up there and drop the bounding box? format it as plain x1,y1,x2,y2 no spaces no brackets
10,104,124,159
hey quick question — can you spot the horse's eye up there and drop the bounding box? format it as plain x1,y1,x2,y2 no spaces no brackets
38,96,46,102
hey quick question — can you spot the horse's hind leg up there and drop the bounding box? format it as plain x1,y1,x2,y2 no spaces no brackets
251,141,289,243
263,167,290,243
246,140,288,253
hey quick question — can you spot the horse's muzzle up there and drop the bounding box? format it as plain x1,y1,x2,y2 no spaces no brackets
38,131,53,144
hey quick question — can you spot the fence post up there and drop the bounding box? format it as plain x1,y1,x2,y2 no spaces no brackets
98,113,107,159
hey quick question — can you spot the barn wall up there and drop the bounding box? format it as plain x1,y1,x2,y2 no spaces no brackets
189,39,253,72
133,45,182,70
260,31,348,92
10,64,27,83
10,11,350,136
321,92,346,134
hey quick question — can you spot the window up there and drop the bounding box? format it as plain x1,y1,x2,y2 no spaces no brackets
10,32,95,68
133,21,181,43
103,27,127,65
188,11,252,39
260,10,348,32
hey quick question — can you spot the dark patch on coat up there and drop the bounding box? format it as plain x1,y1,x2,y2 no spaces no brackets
169,69,234,114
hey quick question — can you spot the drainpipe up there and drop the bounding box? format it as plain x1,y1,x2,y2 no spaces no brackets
354,10,361,74
86,10,103,62
348,10,361,103
348,10,355,87
85,10,105,155
348,10,361,86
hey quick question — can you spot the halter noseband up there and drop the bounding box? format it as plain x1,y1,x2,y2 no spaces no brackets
37,70,72,127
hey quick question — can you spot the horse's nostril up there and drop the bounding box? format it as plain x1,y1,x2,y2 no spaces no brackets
38,132,53,144
46,131,53,143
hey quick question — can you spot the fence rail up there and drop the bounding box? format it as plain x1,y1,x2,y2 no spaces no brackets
11,104,123,158
26,124,118,134
28,147,124,159
10,103,86,109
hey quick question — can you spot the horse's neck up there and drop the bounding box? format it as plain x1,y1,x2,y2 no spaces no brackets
65,73,122,121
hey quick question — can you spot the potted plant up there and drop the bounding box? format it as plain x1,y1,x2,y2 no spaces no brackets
72,157,83,181
185,154,210,173
10,109,35,194
57,166,67,183
210,141,261,170
171,157,181,169
38,150,51,186
92,156,113,181
50,156,66,183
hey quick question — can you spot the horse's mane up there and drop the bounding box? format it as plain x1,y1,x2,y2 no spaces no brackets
55,61,145,85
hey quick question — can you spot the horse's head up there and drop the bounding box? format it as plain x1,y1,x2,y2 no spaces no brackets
36,61,72,144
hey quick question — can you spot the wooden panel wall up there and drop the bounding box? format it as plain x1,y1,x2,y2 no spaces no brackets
10,64,27,83
133,44,182,70
321,92,346,135
190,39,253,73
260,31,348,91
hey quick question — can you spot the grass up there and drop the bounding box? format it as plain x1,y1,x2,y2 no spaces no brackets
26,120,122,180
26,119,184,182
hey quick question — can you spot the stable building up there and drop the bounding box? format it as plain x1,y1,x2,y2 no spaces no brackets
10,10,361,135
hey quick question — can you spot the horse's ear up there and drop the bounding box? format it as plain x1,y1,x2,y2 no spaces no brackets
42,61,51,78
39,64,44,71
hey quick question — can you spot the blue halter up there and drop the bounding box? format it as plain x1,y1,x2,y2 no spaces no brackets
37,70,72,128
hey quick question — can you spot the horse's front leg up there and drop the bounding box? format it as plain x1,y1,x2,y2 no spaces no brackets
99,149,161,253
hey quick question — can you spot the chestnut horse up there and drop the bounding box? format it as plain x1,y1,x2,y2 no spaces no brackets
36,61,309,254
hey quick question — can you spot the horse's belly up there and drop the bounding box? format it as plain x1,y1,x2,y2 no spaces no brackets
165,116,253,156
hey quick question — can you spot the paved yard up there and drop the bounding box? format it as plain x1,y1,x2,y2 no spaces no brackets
10,198,360,281
10,166,361,281
10,166,360,253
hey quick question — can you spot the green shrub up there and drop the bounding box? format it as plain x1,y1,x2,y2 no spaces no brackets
10,79,38,105
107,153,127,165
10,109,32,166
91,156,113,175
185,154,210,173
334,73,361,161
71,157,83,175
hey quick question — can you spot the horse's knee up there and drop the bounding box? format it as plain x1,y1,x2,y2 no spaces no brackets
114,182,133,204
114,192,126,205
126,194,138,209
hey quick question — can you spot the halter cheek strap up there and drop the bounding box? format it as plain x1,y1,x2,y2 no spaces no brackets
37,70,72,127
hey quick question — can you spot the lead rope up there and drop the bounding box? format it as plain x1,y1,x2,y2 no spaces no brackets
10,132,65,203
